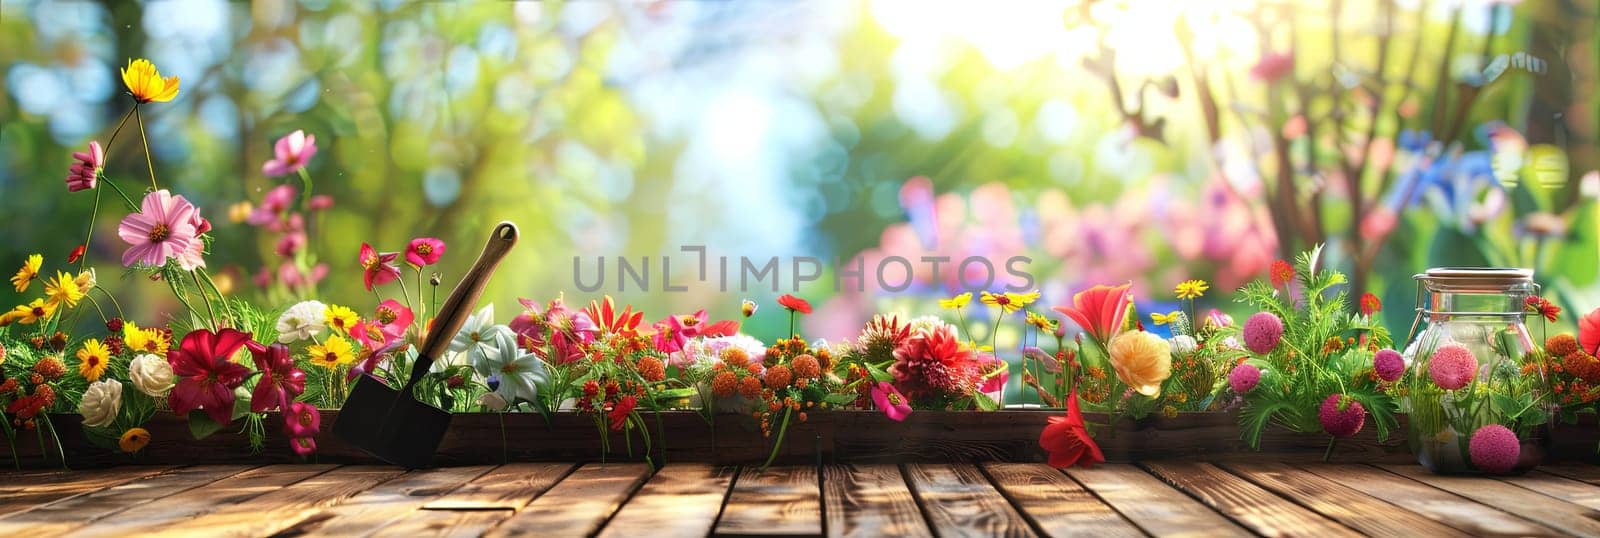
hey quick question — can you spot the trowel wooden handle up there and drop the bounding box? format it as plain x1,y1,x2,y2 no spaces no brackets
409,222,518,383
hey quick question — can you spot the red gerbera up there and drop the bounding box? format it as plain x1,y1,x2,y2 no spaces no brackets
169,328,254,426
1270,260,1295,287
1526,296,1561,323
1039,390,1104,468
1359,293,1382,316
607,395,637,431
777,294,812,314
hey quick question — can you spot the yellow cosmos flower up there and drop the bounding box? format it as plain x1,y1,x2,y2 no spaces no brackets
121,58,180,103
939,292,972,310
11,254,42,292
77,338,111,381
124,321,171,357
119,428,151,453
307,335,355,369
1174,279,1210,300
0,299,56,326
980,290,1040,314
1150,311,1182,326
325,305,360,335
44,270,84,308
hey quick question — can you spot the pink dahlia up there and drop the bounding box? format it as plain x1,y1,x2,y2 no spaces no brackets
262,130,318,177
1468,424,1521,474
1373,348,1405,382
890,324,981,400
65,140,103,192
117,190,200,268
1228,363,1261,393
1428,344,1478,390
1318,394,1365,438
1242,312,1284,354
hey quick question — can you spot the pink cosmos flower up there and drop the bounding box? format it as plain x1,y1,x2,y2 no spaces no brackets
870,382,912,421
405,237,446,267
117,189,200,268
653,310,708,354
276,232,306,257
1251,51,1295,82
308,195,334,211
169,328,253,426
65,140,104,192
279,262,328,291
359,243,401,291
247,185,296,226
262,130,318,177
351,299,413,350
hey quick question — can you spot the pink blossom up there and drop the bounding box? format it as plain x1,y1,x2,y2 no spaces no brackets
405,237,446,267
247,185,297,226
65,140,103,192
359,243,401,291
1251,52,1295,82
870,382,912,421
276,232,306,257
262,130,318,177
308,195,334,211
117,190,200,268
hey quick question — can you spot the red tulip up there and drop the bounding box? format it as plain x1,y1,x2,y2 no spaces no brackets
1039,390,1104,469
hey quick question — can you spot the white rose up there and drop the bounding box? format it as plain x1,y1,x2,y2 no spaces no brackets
276,300,327,343
1170,335,1199,354
476,392,509,412
79,380,122,428
128,354,174,397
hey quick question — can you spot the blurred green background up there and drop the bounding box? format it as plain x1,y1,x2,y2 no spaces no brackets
0,0,1596,346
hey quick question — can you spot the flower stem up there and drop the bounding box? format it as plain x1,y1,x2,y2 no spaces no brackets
80,181,102,273
198,269,233,324
296,167,315,208
94,286,125,319
134,105,158,191
191,271,219,330
761,407,793,469
101,108,135,154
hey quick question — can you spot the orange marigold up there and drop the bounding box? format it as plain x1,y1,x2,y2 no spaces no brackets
745,362,762,376
738,376,764,399
765,364,793,389
1549,334,1580,357
32,356,66,381
1565,351,1600,384
638,356,666,382
721,347,749,369
791,354,821,379
712,371,738,398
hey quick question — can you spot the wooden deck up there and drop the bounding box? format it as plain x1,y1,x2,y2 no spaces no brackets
3,462,1600,537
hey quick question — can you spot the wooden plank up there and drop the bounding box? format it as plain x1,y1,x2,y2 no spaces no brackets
1379,464,1600,537
485,463,650,538
157,466,407,537
0,466,175,518
1302,464,1559,537
902,463,1033,538
1144,461,1358,538
1539,464,1600,485
66,464,334,537
714,466,822,537
1222,462,1468,538
1499,470,1600,510
295,465,494,537
600,464,737,538
376,463,574,537
981,463,1140,538
1065,464,1249,538
821,464,932,538
0,465,252,535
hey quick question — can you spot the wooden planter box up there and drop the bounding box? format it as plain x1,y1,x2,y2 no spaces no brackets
8,410,1598,468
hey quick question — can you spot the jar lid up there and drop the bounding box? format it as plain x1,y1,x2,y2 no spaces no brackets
1415,267,1534,292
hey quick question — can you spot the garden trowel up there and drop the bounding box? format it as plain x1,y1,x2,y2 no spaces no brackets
333,222,518,468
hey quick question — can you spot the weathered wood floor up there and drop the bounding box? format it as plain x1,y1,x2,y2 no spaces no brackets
3,462,1600,537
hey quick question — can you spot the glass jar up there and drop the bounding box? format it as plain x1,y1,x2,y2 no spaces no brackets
1402,268,1548,475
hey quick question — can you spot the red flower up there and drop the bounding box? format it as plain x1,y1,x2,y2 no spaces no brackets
404,237,446,267
1052,283,1131,346
701,319,741,337
870,382,912,421
1526,296,1561,323
1270,260,1295,287
169,328,253,426
777,294,812,314
608,395,637,431
284,401,321,438
584,295,644,337
1580,308,1600,356
891,324,980,399
67,244,86,264
1039,390,1104,468
358,243,401,291
1359,293,1382,316
247,341,305,413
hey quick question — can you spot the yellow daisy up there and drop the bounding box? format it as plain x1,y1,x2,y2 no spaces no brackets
325,305,360,335
980,290,1040,314
939,292,972,310
1174,279,1209,300
119,428,151,453
1150,311,1182,326
123,321,171,357
307,335,355,369
0,299,56,326
121,58,180,103
44,270,84,308
11,254,41,292
77,338,111,381
1025,311,1057,332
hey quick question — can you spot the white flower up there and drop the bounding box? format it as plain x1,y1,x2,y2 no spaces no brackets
472,329,548,404
450,304,504,353
1170,335,1199,355
476,391,509,412
276,300,327,343
79,380,122,428
128,354,174,397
